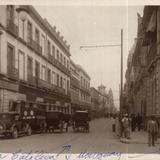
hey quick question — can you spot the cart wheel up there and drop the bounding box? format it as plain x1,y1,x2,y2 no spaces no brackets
26,126,32,136
12,127,18,139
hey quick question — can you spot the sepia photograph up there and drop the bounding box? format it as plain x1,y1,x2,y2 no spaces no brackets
0,0,160,159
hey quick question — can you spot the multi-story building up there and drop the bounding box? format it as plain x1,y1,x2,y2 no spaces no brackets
77,65,91,110
125,6,160,116
97,85,116,115
0,5,71,113
97,85,109,114
70,60,80,113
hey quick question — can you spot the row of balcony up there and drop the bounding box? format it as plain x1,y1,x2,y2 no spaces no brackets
27,38,42,55
6,19,70,77
27,75,70,96
80,86,90,94
7,66,70,97
70,76,80,88
48,54,70,76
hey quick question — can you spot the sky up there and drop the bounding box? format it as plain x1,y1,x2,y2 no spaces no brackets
34,4,144,109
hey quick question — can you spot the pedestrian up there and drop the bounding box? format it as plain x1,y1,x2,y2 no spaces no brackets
136,113,143,131
147,115,159,147
122,114,131,139
111,115,116,132
131,114,136,132
115,114,121,137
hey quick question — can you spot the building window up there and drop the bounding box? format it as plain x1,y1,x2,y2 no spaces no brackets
47,68,51,83
41,34,45,56
64,78,66,89
67,80,70,93
27,21,32,43
7,5,14,22
52,45,55,58
7,43,15,73
18,50,25,80
56,50,59,61
64,57,66,66
52,71,55,84
47,40,51,55
60,53,63,64
67,60,69,69
27,56,33,79
60,76,63,88
41,65,46,81
57,74,59,86
35,28,40,44
35,60,40,80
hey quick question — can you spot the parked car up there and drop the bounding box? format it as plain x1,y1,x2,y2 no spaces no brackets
72,110,90,133
46,111,65,133
10,101,47,133
0,112,32,138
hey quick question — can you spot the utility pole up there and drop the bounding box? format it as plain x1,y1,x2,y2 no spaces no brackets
80,29,123,113
120,29,123,114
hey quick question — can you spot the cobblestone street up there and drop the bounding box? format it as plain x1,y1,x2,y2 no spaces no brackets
0,118,159,154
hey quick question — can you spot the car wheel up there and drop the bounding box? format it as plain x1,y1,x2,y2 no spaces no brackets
12,128,18,139
26,126,32,136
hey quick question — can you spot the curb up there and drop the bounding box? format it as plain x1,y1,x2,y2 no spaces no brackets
120,138,160,144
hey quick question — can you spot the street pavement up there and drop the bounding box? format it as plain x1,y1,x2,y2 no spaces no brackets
0,118,159,154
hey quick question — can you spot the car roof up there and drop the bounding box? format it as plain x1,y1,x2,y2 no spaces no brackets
75,110,88,113
46,111,63,113
0,112,19,115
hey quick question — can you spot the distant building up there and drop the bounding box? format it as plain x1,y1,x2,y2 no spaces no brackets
77,65,91,110
125,6,160,116
70,60,80,113
97,84,116,115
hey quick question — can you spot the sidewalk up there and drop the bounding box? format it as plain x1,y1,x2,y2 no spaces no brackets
120,131,160,144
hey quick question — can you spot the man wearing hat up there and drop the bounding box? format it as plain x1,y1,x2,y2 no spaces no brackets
147,115,158,146
122,114,131,139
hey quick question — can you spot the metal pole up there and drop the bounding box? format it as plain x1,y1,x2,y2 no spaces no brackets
120,29,123,113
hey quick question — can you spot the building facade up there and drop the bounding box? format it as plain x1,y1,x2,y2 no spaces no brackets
125,6,160,116
77,65,91,110
0,5,71,113
70,60,80,113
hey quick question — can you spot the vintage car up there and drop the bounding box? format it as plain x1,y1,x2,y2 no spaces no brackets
0,112,32,139
46,111,65,133
10,101,47,133
72,110,90,132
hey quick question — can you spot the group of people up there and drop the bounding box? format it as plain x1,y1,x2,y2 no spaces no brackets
112,113,160,147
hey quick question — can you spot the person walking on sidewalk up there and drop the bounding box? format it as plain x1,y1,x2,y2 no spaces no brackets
115,114,121,137
136,113,143,131
147,115,159,147
122,114,131,139
131,114,136,132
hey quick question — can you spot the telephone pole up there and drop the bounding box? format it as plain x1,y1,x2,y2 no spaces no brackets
80,29,123,113
120,29,123,114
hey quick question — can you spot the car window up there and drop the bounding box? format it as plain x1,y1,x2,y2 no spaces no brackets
14,115,20,121
0,114,11,120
